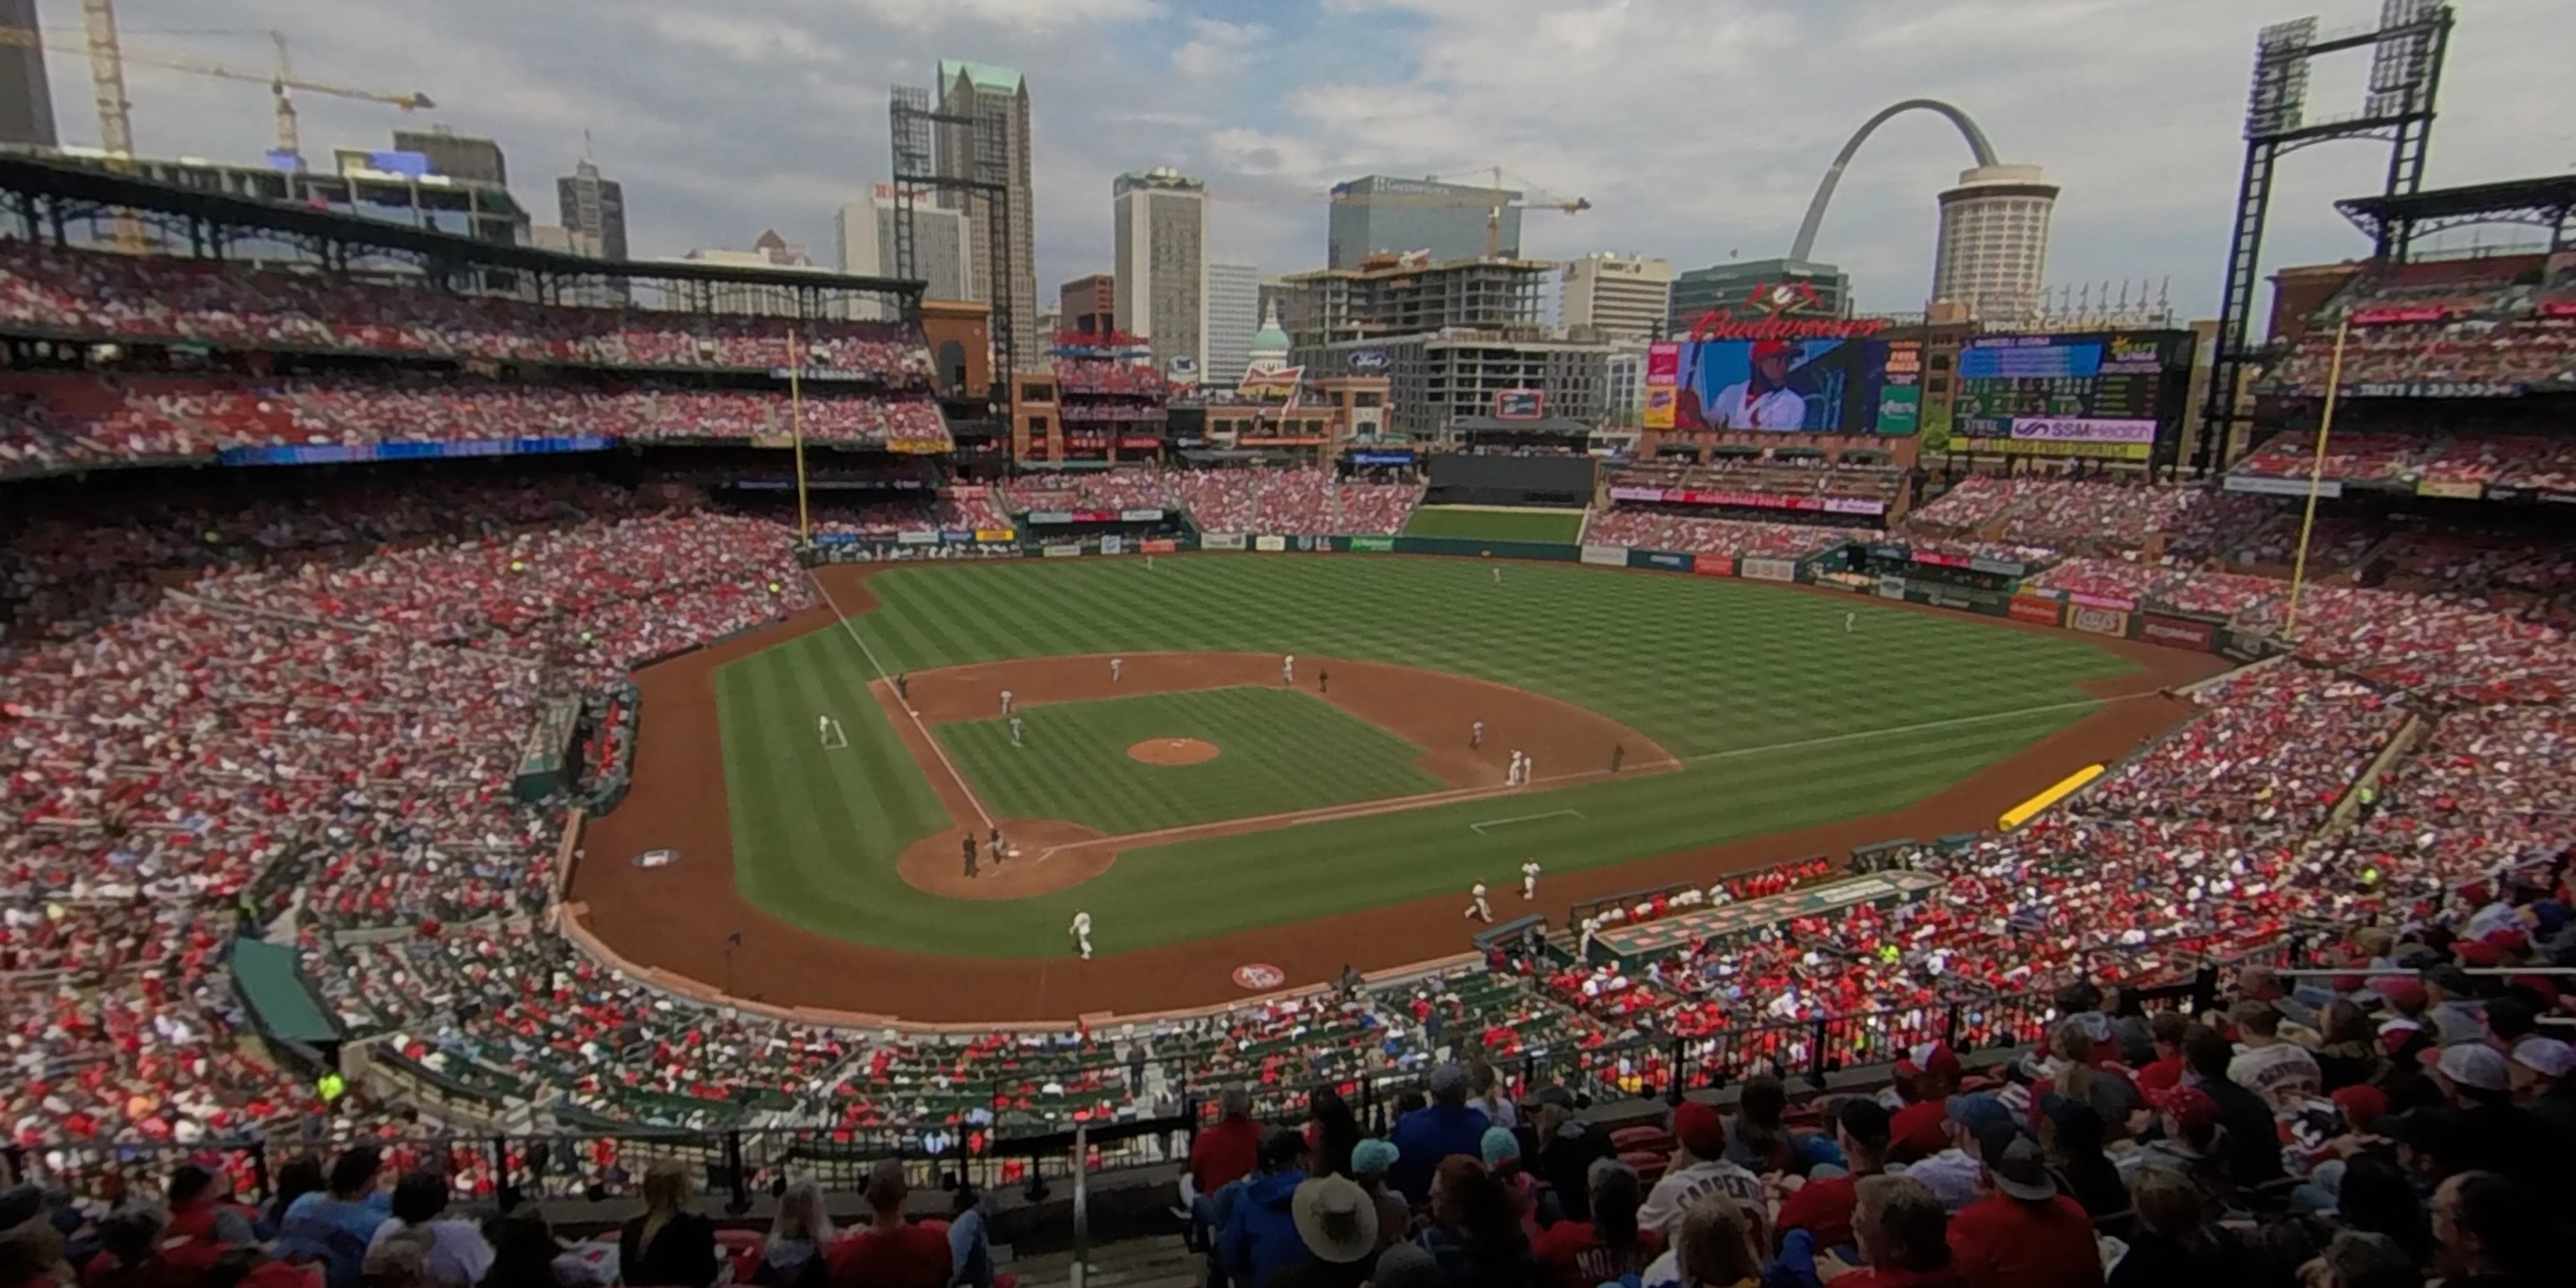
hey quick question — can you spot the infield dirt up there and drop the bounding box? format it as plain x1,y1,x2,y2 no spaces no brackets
568,558,2229,1024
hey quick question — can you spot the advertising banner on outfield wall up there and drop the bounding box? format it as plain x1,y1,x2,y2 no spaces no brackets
2009,595,2065,626
897,530,938,545
1694,557,1735,576
1633,551,1694,572
1880,575,1907,599
1043,543,1083,558
974,527,1016,542
2138,613,2217,651
1141,538,1179,554
1580,543,1629,567
1348,536,1396,552
1740,557,1798,582
2068,604,2130,636
1254,536,1288,552
1119,508,1166,522
2067,591,2139,613
939,530,975,544
1101,535,1124,555
1202,533,1246,550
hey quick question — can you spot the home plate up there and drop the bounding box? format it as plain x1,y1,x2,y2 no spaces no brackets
1469,809,1583,835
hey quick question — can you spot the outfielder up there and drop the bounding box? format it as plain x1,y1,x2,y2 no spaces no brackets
1069,910,1094,960
1281,653,1296,686
1845,612,1857,635
1470,719,1485,749
1492,566,1502,586
1464,882,1492,923
1521,858,1541,900
1146,554,1156,571
1000,688,1014,715
1110,656,1123,683
1009,715,1026,747
817,713,832,740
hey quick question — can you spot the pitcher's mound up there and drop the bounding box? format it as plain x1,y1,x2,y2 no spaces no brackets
1130,737,1219,765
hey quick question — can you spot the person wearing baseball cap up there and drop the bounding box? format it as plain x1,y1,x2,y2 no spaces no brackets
2507,1036,2576,1136
2418,1043,2556,1195
2119,1085,2229,1196
1886,1042,1963,1164
1902,1094,2010,1214
1635,1100,1767,1248
1696,339,1810,430
1946,1128,2101,1288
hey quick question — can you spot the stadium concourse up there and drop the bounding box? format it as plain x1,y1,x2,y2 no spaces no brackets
2,274,2575,1287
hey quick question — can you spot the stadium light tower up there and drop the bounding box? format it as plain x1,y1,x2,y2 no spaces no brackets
2194,0,2453,479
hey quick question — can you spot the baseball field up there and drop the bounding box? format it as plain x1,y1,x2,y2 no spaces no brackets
570,554,2226,1022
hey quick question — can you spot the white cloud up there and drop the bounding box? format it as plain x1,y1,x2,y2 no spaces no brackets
838,0,1164,32
1172,19,1267,81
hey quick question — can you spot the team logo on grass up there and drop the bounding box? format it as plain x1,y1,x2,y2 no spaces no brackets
1232,963,1287,991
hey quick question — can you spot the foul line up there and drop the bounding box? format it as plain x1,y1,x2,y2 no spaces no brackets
1470,809,1583,835
1031,691,2161,863
805,569,997,833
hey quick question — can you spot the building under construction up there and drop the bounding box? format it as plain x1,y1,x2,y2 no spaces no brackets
1277,253,1553,347
1277,253,1607,437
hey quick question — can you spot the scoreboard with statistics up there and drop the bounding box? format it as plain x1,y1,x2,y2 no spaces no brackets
1950,330,2196,462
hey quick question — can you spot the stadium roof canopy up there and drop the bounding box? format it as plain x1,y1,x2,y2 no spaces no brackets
0,153,926,303
2337,175,2576,256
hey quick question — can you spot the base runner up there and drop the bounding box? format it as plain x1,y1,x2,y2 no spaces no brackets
1464,882,1493,923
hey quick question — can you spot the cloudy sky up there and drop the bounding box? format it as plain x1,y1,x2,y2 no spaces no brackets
39,0,2573,325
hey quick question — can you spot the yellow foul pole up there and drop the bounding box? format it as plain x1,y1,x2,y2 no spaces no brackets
788,328,810,542
2282,317,2350,641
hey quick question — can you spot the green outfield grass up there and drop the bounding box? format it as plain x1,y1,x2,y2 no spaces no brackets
1401,506,1589,544
711,557,2143,957
934,686,1446,835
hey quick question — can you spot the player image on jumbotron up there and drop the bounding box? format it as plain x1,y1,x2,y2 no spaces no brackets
1681,338,1810,430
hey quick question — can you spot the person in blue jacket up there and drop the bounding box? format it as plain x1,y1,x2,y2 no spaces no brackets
1222,1129,1315,1288
1387,1063,1491,1204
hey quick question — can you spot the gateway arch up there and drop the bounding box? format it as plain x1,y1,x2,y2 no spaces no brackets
1789,98,1999,263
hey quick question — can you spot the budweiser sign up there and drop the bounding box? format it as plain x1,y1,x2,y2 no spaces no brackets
1687,310,1889,341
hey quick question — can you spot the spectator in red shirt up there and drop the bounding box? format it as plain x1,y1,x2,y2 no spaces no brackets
1816,1175,1964,1288
1944,1129,2104,1288
1192,1088,1265,1247
1532,1159,1661,1288
1887,1043,1963,1163
2135,1010,2190,1096
827,1160,951,1288
1776,1098,1891,1251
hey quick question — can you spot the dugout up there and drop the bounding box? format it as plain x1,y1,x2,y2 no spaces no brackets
1423,450,1597,508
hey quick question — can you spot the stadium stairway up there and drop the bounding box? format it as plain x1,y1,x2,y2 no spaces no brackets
1008,1233,1198,1288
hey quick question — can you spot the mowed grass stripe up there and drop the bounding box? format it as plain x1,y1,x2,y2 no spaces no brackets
713,558,2146,956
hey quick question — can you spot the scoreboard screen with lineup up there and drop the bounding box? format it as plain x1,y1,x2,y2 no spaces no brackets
1951,330,2195,461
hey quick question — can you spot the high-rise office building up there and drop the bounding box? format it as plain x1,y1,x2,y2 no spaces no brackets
1204,262,1262,386
1327,175,1521,269
1113,168,1208,377
836,183,972,319
1931,164,2058,324
1559,253,1673,341
554,159,628,262
1668,258,1852,332
934,61,1037,369
1060,274,1114,336
0,1,56,147
393,127,507,187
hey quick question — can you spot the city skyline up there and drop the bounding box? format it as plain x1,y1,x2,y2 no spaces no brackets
35,0,2569,325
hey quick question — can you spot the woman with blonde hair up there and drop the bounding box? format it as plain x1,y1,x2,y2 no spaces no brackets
755,1179,833,1287
617,1163,718,1288
1640,1191,1763,1288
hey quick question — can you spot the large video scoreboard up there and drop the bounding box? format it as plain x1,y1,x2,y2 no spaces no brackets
1950,330,2196,462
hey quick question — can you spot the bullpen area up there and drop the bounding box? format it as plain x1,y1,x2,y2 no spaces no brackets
571,554,2225,1022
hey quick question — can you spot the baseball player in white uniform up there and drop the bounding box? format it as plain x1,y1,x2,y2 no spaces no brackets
1492,566,1502,586
1281,653,1296,686
1845,612,1857,634
817,714,831,740
1069,910,1093,960
1000,688,1014,715
1146,554,1156,571
1521,859,1541,901
1470,720,1485,749
1522,755,1535,785
1703,340,1809,429
1110,657,1123,683
1577,917,1599,960
1464,882,1492,923
1009,715,1025,747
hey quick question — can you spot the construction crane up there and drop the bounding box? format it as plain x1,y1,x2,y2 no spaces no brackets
0,3,435,167
1208,165,1591,260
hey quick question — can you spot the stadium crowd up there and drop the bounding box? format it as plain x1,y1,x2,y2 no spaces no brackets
1585,510,1873,561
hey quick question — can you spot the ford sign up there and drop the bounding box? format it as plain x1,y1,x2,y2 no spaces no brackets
1347,348,1391,372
